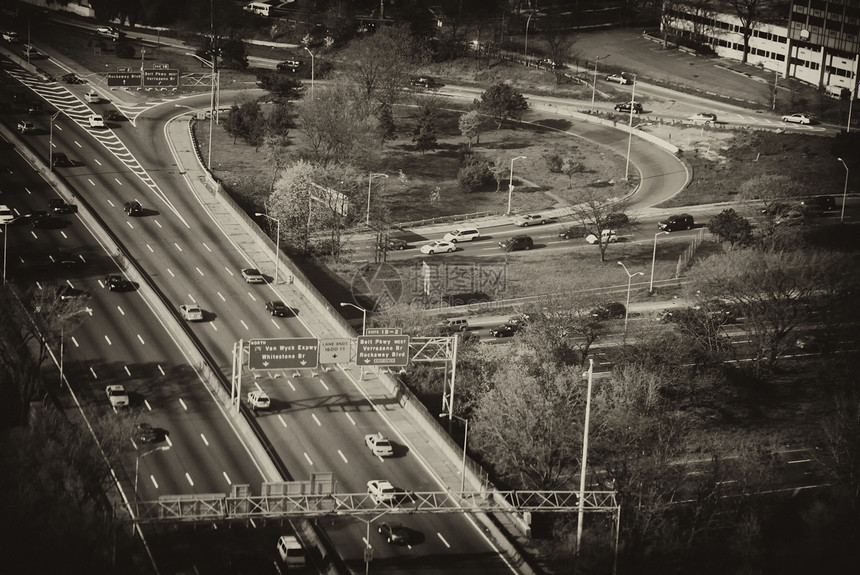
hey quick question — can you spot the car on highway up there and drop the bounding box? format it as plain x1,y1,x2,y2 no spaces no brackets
782,113,812,124
265,300,291,316
241,268,266,283
51,153,72,168
378,522,409,544
84,91,100,103
799,195,836,213
443,227,481,243
247,390,271,410
515,214,549,227
0,205,15,224
106,384,129,409
591,302,627,320
420,240,455,255
2,30,20,43
49,199,78,214
104,274,132,291
658,213,694,231
365,432,395,457
276,535,306,567
614,101,643,114
124,200,142,216
103,109,124,122
605,73,631,85
558,225,587,239
499,235,533,252
276,59,302,72
88,114,105,128
384,236,408,250
605,212,630,228
688,112,717,124
437,317,469,333
136,423,158,443
61,72,84,84
179,304,204,321
411,76,436,89
17,120,36,134
30,211,57,228
96,26,124,40
367,479,397,504
585,229,618,244
489,323,519,337
57,285,87,300
508,312,530,326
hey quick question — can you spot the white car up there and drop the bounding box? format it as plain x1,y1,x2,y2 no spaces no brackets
365,433,394,457
516,214,548,227
688,113,717,124
179,304,203,321
782,113,811,125
241,268,266,283
105,384,129,408
442,227,480,243
84,91,100,103
0,205,15,224
605,74,631,85
88,114,105,128
247,390,271,410
420,240,455,255
367,479,397,504
585,229,618,244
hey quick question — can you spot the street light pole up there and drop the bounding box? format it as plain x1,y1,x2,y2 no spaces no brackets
618,262,643,334
649,231,669,293
134,446,170,509
524,12,534,61
304,47,315,100
255,213,281,284
49,110,60,171
575,358,594,556
366,173,388,227
624,74,637,180
507,155,526,216
441,412,470,493
590,54,610,112
1,222,7,286
340,302,367,336
838,157,849,223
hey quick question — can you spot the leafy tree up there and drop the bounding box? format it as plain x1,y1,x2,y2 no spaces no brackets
377,103,396,145
219,37,248,69
707,208,753,249
471,362,585,490
458,110,483,148
223,100,266,149
412,103,438,154
457,154,494,193
477,82,528,129
256,71,304,101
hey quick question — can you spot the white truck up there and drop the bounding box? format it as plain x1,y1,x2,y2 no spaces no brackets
243,2,271,16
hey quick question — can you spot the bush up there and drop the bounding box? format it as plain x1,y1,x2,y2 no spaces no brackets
458,154,494,193
115,43,134,59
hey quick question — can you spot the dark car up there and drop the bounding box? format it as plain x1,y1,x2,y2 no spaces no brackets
489,323,519,337
378,522,409,544
799,196,836,213
411,76,436,89
277,59,302,72
124,200,142,216
61,72,84,84
604,212,630,228
30,211,56,228
49,199,78,214
614,102,643,114
136,423,159,443
558,225,587,239
104,274,132,291
57,285,87,301
499,235,534,252
658,213,694,232
51,153,71,168
385,237,408,251
103,109,124,122
265,300,291,317
591,302,626,320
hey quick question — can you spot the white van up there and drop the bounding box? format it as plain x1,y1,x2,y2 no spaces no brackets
243,2,271,16
276,535,306,567
443,227,481,243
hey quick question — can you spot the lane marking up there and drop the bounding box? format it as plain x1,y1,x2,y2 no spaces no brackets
104,335,112,345
174,243,183,252
345,413,356,426
94,158,101,166
144,399,152,411
185,473,194,486
158,365,165,376
167,268,175,277
165,436,173,447
217,292,225,302
70,336,79,347
223,472,232,485
437,533,451,548
311,413,321,426
277,414,288,427
179,398,188,410
124,366,131,376
240,320,249,330
146,244,154,252
88,178,95,186
203,243,212,252
196,267,204,276
338,450,348,463
114,178,123,186
201,434,209,446
137,334,145,345
150,475,159,489
318,378,329,391
303,452,313,465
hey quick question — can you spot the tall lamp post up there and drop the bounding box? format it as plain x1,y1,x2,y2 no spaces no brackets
366,173,389,227
1,222,7,286
649,231,669,293
524,11,534,61
340,302,367,335
624,74,637,180
618,262,643,334
440,412,470,493
304,46,315,100
590,54,610,112
49,110,60,171
254,212,281,284
838,157,849,223
59,306,93,389
575,358,594,556
134,445,170,508
507,155,526,215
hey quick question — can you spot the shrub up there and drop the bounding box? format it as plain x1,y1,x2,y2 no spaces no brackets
115,43,134,59
458,154,494,193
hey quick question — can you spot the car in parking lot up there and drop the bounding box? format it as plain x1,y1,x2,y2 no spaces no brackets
136,423,158,443
365,432,395,457
688,112,717,124
124,200,142,216
17,120,36,134
614,101,643,114
104,274,132,291
489,323,519,337
179,304,204,321
782,113,812,124
367,479,397,504
605,73,631,85
443,227,481,243
247,390,271,410
515,214,549,227
241,268,266,283
88,114,105,128
265,300,291,316
378,522,409,544
106,384,129,409
585,229,618,244
499,235,533,252
658,213,694,231
420,240,455,255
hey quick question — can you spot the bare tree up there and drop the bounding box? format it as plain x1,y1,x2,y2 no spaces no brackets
566,189,630,262
728,0,769,64
659,0,683,48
